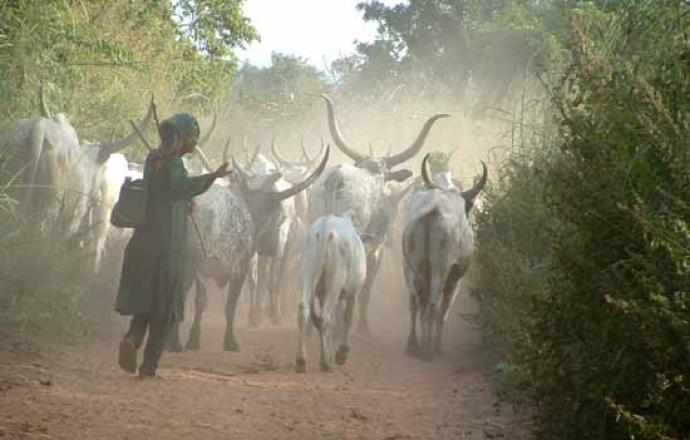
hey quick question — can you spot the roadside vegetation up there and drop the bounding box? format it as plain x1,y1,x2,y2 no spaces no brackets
0,1,688,437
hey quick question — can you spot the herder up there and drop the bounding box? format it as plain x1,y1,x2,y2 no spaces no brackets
115,113,230,378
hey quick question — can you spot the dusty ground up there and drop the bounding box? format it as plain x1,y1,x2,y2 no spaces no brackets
0,258,529,440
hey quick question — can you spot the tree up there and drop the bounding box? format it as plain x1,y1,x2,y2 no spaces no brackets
0,0,257,145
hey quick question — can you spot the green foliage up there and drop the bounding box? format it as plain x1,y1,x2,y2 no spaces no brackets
349,0,568,107
231,53,330,126
0,0,256,148
475,1,690,438
175,0,258,57
0,187,96,340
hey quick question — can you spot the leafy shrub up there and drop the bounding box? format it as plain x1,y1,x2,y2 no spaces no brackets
475,2,690,438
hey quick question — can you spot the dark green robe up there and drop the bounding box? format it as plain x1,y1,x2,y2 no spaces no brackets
115,151,215,321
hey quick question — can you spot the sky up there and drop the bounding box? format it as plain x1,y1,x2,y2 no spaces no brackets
236,0,405,69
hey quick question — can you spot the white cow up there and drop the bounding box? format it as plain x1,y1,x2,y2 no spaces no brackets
295,214,366,372
401,154,487,362
0,85,152,273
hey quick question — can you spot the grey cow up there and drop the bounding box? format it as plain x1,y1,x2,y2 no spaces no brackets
308,94,449,334
168,144,330,351
0,85,152,273
401,154,487,361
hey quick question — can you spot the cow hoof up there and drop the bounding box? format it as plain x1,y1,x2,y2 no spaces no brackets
335,345,350,366
185,339,200,351
320,362,334,373
223,340,240,352
295,359,307,373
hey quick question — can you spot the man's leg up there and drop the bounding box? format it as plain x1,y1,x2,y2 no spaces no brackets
119,315,148,373
138,317,172,378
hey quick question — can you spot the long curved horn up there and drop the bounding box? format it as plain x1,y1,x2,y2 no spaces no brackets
321,94,366,162
232,156,251,183
461,161,488,203
421,154,440,190
39,82,51,118
242,133,249,163
222,137,231,163
198,113,218,147
100,95,154,159
246,141,260,168
300,138,325,167
271,145,330,201
271,135,291,166
194,146,216,172
385,113,450,167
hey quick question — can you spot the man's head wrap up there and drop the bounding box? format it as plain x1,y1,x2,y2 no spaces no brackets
159,113,200,154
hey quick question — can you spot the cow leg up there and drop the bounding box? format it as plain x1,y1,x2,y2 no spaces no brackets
166,321,184,352
405,294,421,358
224,260,251,351
268,257,286,326
186,275,207,350
295,297,310,373
335,295,355,366
319,289,340,372
357,247,383,335
247,257,261,328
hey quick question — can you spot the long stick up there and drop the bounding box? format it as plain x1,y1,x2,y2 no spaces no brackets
129,120,153,151
189,210,208,258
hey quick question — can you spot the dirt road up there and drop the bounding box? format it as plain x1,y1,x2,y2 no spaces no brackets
0,275,527,439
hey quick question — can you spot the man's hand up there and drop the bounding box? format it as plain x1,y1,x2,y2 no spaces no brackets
213,162,232,178
188,200,195,214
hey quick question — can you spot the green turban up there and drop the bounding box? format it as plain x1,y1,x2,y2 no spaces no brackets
159,113,200,152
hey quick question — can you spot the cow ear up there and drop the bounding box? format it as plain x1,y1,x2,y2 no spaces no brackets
386,169,412,182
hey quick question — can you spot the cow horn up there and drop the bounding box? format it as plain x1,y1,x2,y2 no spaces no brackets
321,94,366,162
198,113,218,147
421,154,440,190
222,137,231,164
461,161,488,203
271,145,330,201
232,156,252,183
194,145,216,172
301,138,325,167
100,95,154,160
271,135,292,166
385,113,450,167
39,82,51,118
246,141,260,168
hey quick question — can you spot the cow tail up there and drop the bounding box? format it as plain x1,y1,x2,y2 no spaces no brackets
23,120,46,212
309,222,337,328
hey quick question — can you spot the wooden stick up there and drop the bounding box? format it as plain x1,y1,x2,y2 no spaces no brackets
189,210,208,258
129,120,153,151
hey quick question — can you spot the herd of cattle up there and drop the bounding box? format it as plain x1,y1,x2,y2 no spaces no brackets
0,87,487,371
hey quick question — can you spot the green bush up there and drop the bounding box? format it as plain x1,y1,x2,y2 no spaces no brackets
475,2,690,438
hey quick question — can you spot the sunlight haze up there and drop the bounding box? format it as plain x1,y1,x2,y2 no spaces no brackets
237,0,405,68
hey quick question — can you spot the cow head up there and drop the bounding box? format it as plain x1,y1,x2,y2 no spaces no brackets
321,94,449,182
421,153,488,214
233,146,330,256
270,136,326,184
